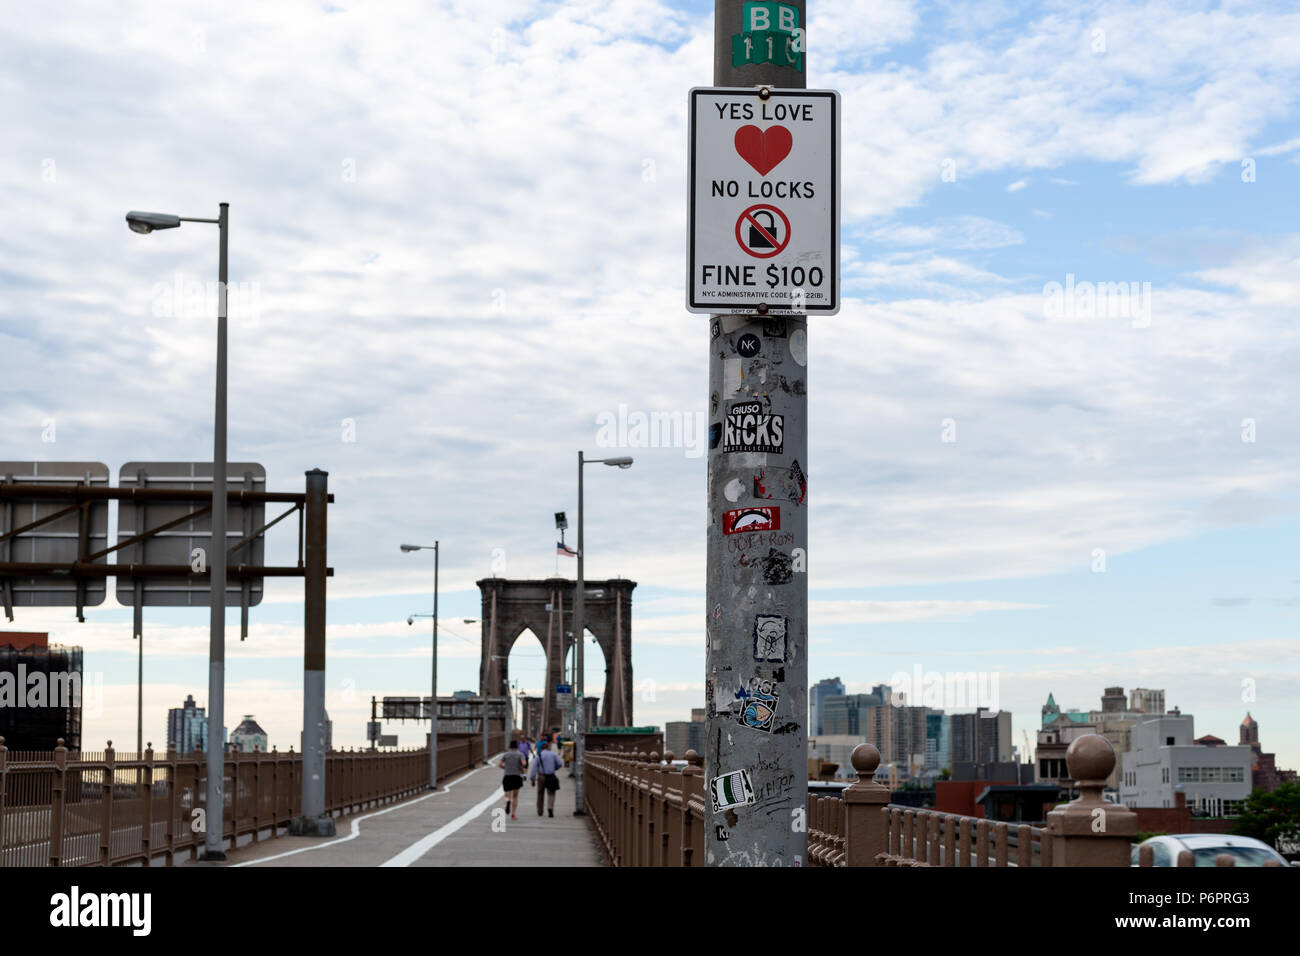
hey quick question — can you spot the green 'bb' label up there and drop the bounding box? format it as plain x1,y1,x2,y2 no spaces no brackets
732,2,804,72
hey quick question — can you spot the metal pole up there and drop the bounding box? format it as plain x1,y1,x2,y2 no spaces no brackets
481,696,488,763
135,601,143,754
202,201,229,860
574,451,586,815
430,541,439,788
134,469,146,757
292,468,335,835
705,0,809,866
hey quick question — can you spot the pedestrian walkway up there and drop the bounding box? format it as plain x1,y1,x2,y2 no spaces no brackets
212,756,604,867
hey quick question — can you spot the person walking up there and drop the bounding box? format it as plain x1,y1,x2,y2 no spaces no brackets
506,731,525,808
499,745,526,820
529,738,563,817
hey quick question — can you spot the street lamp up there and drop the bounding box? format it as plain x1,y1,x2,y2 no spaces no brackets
573,452,633,816
127,204,229,861
400,542,440,788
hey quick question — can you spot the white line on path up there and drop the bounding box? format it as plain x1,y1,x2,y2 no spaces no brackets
379,787,504,867
232,756,503,867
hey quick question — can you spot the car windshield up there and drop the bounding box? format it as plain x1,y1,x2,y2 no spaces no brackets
1192,847,1277,867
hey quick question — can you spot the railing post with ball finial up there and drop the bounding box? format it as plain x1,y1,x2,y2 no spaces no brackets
843,743,890,867
1045,734,1138,866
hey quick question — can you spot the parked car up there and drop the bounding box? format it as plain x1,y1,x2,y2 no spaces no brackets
1131,833,1292,867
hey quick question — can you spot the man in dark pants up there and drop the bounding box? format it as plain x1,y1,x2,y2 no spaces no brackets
530,737,563,817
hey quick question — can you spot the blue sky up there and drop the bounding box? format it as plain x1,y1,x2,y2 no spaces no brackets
1,0,1298,769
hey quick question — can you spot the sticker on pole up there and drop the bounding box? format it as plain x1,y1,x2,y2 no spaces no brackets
710,769,756,812
688,87,839,315
731,2,804,73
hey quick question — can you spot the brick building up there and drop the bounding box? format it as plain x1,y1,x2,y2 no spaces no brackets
1240,712,1297,793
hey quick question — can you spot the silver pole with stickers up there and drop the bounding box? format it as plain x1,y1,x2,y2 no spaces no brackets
704,0,810,865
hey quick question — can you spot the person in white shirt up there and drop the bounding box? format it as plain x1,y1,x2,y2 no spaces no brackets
529,738,564,817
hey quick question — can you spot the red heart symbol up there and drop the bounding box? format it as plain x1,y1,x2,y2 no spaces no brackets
734,124,793,176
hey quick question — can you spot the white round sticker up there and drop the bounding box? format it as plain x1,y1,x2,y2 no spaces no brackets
790,329,807,366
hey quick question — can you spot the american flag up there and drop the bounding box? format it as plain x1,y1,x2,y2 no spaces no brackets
556,541,578,558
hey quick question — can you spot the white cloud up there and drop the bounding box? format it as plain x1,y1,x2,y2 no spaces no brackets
824,3,1300,217
5,0,1300,767
1257,136,1300,157
1193,237,1300,306
811,599,1046,626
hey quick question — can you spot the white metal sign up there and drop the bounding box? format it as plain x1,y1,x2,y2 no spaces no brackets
0,461,110,610
116,461,265,607
687,87,839,315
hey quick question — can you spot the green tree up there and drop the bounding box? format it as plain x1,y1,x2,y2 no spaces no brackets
939,766,951,781
1232,782,1300,853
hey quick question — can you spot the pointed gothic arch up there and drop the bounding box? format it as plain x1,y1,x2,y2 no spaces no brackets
477,577,635,732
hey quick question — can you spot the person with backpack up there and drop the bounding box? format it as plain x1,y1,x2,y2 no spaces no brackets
529,737,563,817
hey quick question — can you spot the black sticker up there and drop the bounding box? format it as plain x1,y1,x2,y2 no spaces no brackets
709,422,722,449
763,317,787,338
737,333,761,357
789,459,806,502
724,401,784,454
760,549,794,585
711,318,722,340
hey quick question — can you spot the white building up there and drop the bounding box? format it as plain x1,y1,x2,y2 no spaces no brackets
810,735,867,781
229,715,269,753
1119,715,1252,816
1129,687,1165,715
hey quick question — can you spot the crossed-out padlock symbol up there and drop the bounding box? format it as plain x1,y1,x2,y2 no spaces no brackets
748,210,779,249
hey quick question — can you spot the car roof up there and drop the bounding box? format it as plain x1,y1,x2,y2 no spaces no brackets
1163,834,1273,850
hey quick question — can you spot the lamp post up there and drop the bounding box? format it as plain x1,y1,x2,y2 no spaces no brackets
573,453,632,816
401,542,439,788
126,204,229,861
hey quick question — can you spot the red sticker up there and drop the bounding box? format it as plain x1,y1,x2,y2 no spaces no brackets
722,506,781,535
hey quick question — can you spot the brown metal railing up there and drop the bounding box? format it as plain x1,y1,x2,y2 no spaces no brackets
587,735,1279,868
0,731,504,866
585,749,707,866
865,805,1050,867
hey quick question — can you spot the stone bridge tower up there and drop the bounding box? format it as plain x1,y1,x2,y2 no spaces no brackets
476,577,635,734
